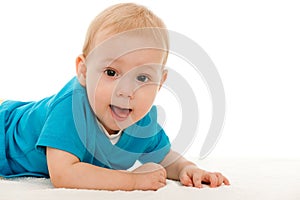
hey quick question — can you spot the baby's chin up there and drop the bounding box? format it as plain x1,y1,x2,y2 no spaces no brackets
112,118,136,130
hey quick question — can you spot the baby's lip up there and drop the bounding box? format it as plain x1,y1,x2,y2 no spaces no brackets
110,104,132,121
110,104,132,110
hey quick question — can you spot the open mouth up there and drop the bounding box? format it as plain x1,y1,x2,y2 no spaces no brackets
109,105,132,121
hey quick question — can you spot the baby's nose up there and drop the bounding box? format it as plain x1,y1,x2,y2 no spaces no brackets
115,76,137,99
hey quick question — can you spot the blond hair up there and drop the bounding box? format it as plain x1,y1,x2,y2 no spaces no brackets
82,3,169,64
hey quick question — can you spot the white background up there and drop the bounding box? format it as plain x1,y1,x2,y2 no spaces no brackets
0,0,299,159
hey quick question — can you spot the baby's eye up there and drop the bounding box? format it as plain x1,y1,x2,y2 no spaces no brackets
104,69,118,77
136,75,150,83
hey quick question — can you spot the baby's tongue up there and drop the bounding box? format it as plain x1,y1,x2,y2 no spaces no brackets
111,106,130,118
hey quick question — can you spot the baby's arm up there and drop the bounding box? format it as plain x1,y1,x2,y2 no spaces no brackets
46,147,166,191
161,150,230,188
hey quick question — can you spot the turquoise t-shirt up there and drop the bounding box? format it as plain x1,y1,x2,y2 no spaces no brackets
0,77,170,178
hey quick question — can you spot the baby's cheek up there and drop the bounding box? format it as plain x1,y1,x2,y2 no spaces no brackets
133,102,154,121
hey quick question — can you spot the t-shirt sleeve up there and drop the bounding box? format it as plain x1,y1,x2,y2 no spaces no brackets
138,126,171,164
35,94,86,161
137,106,171,164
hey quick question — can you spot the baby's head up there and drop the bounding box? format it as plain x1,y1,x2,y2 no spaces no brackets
76,3,169,134
82,3,169,62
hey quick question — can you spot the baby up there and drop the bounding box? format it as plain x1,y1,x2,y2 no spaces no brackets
0,3,229,191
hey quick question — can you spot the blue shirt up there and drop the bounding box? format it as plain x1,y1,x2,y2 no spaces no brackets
0,77,170,178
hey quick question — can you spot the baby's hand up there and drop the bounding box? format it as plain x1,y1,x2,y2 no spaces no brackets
179,165,230,188
132,162,167,191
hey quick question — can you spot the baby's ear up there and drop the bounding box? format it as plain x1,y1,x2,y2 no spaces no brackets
76,55,87,87
158,69,168,91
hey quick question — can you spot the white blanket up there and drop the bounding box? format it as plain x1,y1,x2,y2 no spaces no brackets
1,157,299,200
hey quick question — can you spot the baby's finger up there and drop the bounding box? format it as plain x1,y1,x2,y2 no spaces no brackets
161,168,167,179
180,174,193,187
215,173,225,186
153,182,167,191
215,172,230,186
159,174,167,184
208,173,218,187
192,173,203,188
223,175,230,185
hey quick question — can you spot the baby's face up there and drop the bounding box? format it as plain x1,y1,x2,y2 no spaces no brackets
85,46,167,134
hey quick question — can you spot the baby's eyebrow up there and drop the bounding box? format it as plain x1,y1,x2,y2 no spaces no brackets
104,57,125,66
103,57,115,64
141,63,163,71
